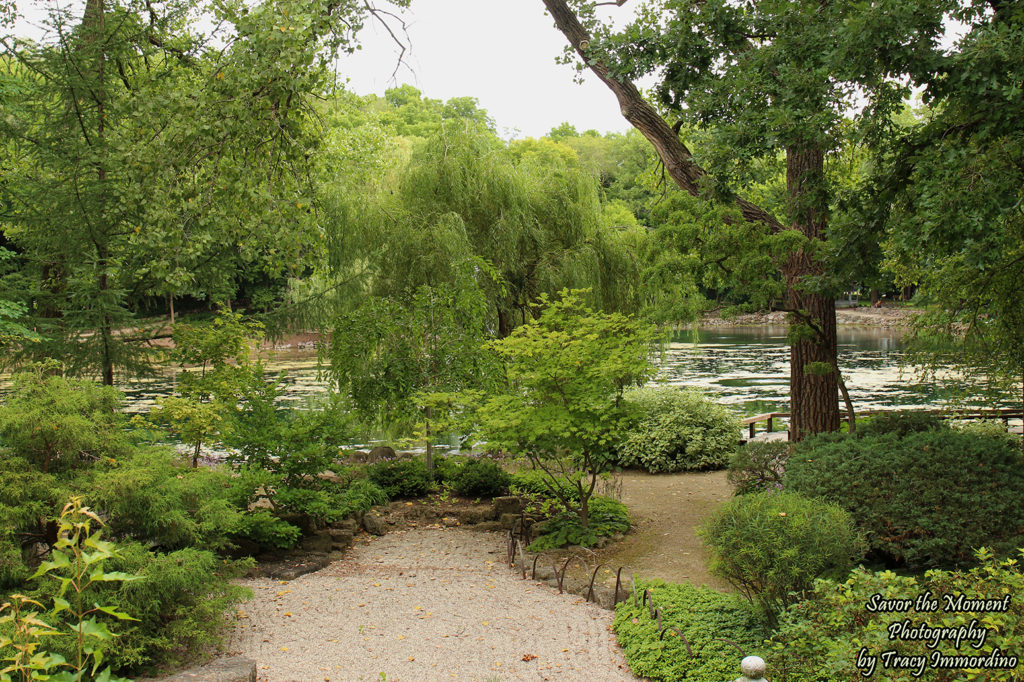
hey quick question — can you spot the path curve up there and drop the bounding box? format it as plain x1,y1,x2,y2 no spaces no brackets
227,528,637,682
585,470,733,590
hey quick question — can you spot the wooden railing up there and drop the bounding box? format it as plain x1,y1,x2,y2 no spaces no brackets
741,408,1024,442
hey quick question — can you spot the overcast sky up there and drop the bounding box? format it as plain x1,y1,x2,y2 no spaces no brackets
12,0,638,139
333,0,636,139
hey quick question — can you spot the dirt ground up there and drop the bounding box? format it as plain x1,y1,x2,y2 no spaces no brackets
578,470,734,591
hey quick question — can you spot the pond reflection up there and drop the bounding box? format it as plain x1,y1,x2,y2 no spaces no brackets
112,325,966,418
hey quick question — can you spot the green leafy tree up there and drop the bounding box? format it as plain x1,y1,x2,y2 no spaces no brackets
866,3,1024,452
0,0,399,383
150,311,264,467
539,0,953,439
329,282,496,472
474,290,655,528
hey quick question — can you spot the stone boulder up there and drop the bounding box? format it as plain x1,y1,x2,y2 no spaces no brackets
300,531,334,554
335,518,359,533
328,527,354,550
467,521,504,532
457,507,494,525
498,513,520,530
346,450,370,463
154,656,256,682
368,445,396,462
362,512,389,536
492,496,524,518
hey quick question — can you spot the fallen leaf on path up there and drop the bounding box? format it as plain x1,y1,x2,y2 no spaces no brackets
522,654,538,662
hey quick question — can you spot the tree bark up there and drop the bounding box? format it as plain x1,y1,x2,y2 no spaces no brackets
541,0,840,439
83,0,114,386
783,146,840,440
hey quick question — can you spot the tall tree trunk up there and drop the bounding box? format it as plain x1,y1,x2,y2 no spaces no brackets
84,0,113,385
541,0,841,438
98,247,115,386
784,146,839,439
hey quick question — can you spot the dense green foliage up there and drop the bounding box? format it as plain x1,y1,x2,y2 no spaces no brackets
508,468,584,519
856,410,946,438
0,371,290,674
528,496,630,551
45,543,251,675
867,4,1024,416
2,1,1021,677
89,447,243,552
612,580,767,682
0,363,131,473
0,0,387,383
367,458,431,499
1,499,139,682
616,387,738,473
769,549,1024,681
450,459,511,499
727,441,790,495
785,426,1024,570
698,491,866,625
474,290,655,529
508,469,582,505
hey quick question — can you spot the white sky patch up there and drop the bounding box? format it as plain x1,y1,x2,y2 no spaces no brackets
333,0,638,139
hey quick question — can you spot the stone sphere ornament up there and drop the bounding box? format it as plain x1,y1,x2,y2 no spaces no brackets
737,655,767,681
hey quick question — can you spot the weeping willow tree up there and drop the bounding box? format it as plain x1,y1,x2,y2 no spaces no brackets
317,119,647,431
388,120,644,335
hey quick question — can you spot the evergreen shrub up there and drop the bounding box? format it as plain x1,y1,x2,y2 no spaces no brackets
856,410,945,438
727,441,790,495
617,387,738,473
59,543,253,675
0,364,132,473
786,426,1024,569
432,454,465,484
89,447,243,552
612,579,768,681
368,457,431,498
698,490,866,625
451,458,511,498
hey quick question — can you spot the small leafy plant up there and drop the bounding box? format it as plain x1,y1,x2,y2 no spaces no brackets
528,496,630,551
1,497,139,681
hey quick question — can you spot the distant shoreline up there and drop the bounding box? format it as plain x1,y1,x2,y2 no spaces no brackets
700,305,920,329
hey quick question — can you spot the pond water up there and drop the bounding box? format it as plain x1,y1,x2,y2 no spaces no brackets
657,325,950,416
115,324,957,418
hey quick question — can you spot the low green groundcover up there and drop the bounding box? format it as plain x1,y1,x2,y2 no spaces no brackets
613,579,768,681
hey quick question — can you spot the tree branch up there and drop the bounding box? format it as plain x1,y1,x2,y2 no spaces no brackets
541,0,784,232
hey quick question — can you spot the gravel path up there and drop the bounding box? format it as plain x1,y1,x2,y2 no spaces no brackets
228,528,638,682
